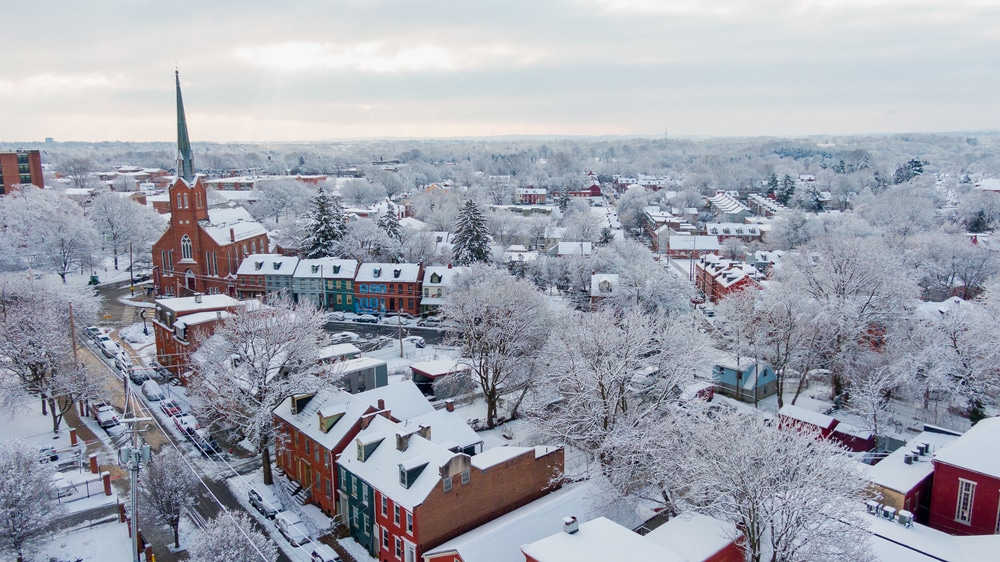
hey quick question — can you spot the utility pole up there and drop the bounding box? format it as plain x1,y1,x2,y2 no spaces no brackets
129,242,134,297
119,381,152,562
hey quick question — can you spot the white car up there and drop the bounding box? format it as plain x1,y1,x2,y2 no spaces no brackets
325,311,345,322
100,339,120,358
95,405,120,429
329,332,360,344
275,511,310,547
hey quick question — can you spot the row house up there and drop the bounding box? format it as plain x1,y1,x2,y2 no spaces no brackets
151,293,243,380
236,255,360,310
273,381,439,516
419,265,465,316
339,415,563,562
694,255,762,302
355,263,423,317
515,188,547,205
666,235,720,259
747,193,785,217
778,404,876,454
703,222,762,243
706,191,752,223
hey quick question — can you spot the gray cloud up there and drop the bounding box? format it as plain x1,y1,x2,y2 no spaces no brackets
2,0,999,140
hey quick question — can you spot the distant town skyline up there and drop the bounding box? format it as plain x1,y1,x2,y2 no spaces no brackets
3,0,999,142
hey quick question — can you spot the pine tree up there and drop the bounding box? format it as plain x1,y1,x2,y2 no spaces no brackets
777,174,796,205
556,191,570,212
597,226,615,247
452,199,492,265
304,188,346,259
766,173,779,197
377,205,402,242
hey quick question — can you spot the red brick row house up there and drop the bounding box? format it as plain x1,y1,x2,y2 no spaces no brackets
151,293,243,380
339,415,563,562
354,263,423,317
695,255,763,303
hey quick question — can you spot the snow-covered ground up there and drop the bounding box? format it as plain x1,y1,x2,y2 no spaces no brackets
38,516,136,562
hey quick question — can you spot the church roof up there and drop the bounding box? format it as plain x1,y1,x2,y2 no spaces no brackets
202,207,268,246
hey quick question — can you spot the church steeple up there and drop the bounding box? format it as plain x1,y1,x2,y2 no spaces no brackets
175,69,194,183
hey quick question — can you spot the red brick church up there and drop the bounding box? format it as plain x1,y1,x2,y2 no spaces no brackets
151,71,269,297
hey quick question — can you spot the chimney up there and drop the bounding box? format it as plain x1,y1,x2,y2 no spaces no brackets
563,516,579,534
417,424,431,440
230,228,235,242
445,399,454,412
447,263,452,269
360,413,374,429
396,432,410,452
377,399,385,411
194,293,202,303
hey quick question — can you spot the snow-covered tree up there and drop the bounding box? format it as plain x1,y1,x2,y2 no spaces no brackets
443,266,550,428
188,297,334,485
451,199,492,265
377,205,403,242
0,440,62,562
340,178,387,208
337,218,400,263
139,448,197,549
304,188,347,259
187,512,277,562
0,187,98,281
843,355,905,443
654,407,874,562
531,306,706,473
88,191,165,270
0,274,101,431
59,157,97,190
251,179,313,224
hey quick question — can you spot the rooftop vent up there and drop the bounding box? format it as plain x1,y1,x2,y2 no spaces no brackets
563,516,579,534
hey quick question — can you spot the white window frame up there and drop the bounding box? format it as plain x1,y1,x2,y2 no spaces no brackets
181,234,193,260
406,511,413,534
956,478,976,524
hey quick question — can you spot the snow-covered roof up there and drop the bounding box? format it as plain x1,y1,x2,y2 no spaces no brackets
355,263,421,283
668,235,721,251
423,483,604,562
236,254,298,277
779,404,837,430
521,517,685,562
865,510,1000,561
202,206,268,246
332,356,386,375
423,265,465,286
357,381,435,421
338,416,458,510
294,258,358,280
914,296,969,321
470,446,533,470
590,273,620,297
932,417,1000,478
556,241,593,256
155,294,240,314
645,512,736,562
409,359,470,379
273,387,377,452
173,310,231,329
402,409,481,452
316,343,361,361
866,430,961,494
399,217,426,230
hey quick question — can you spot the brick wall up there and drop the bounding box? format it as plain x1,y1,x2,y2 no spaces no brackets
928,462,1000,535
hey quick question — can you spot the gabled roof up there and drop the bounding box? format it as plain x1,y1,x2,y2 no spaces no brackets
645,512,737,562
273,387,377,453
202,207,268,246
521,517,685,562
338,416,459,510
294,258,359,280
235,254,298,277
933,417,1000,478
357,380,435,421
356,262,421,283
867,430,960,494
590,273,620,297
422,265,466,286
402,409,482,453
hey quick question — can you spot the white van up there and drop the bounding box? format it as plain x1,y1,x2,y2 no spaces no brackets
275,511,310,547
141,380,165,401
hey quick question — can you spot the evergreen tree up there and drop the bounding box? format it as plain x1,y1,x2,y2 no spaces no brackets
766,173,779,197
556,191,570,212
597,226,615,247
377,205,402,242
452,199,492,265
777,174,796,205
304,188,346,258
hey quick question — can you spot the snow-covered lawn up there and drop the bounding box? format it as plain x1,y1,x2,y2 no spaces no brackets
39,516,136,562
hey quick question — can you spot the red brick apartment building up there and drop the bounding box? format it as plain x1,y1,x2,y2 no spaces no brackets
928,417,1000,535
152,293,241,380
0,150,44,193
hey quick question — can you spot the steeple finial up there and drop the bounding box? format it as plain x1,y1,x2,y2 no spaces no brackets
175,69,194,183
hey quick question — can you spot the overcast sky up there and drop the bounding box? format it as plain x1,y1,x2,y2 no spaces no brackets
3,0,999,142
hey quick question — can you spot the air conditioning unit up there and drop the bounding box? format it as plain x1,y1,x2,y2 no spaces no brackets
904,454,913,465
882,506,896,521
898,510,913,528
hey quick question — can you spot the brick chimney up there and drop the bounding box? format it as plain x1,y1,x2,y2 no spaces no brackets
445,399,454,412
230,228,235,242
377,399,385,411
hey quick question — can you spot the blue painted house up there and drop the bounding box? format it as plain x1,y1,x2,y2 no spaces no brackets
712,362,777,403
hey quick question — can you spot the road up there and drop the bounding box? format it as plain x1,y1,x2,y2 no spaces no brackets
325,319,446,344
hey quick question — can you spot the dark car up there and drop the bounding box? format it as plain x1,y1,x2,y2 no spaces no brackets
128,367,151,384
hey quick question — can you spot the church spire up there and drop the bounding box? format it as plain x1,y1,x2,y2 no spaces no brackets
175,69,194,183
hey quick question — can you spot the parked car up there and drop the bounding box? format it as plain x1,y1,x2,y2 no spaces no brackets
115,352,134,372
383,313,410,325
128,367,151,384
39,446,59,463
311,544,342,562
100,339,120,358
96,405,120,429
159,398,183,417
353,314,378,323
141,380,166,401
417,317,441,327
275,511,310,547
51,472,76,498
404,336,426,348
329,331,360,344
190,428,222,457
249,487,282,519
84,326,101,341
325,311,345,322
172,413,199,436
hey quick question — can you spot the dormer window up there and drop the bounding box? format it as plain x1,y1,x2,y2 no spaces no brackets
373,267,382,278
398,457,428,489
332,265,341,274
311,265,320,274
254,261,263,271
393,268,402,278
430,273,441,284
273,262,281,270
